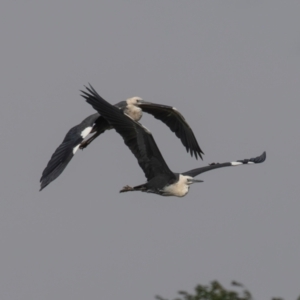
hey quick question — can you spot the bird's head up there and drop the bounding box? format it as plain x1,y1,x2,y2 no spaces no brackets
126,96,144,106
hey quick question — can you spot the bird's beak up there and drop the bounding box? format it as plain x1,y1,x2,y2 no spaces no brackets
190,179,203,183
137,100,153,106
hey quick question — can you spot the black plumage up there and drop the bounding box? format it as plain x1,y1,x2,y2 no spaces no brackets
40,113,99,191
182,151,266,178
135,102,203,159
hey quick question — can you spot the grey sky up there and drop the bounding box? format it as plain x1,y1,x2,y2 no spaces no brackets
1,1,299,299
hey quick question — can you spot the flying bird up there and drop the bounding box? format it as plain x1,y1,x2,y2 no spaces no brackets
82,84,266,197
40,91,203,191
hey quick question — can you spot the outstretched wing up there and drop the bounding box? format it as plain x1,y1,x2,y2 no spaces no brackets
79,115,111,149
40,113,100,191
81,85,176,181
138,102,204,160
182,151,266,178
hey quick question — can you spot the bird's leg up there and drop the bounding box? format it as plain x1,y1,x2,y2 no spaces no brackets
120,183,148,193
120,185,134,193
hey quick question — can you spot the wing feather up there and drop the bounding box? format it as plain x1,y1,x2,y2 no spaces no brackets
40,113,99,190
138,102,204,159
183,152,266,178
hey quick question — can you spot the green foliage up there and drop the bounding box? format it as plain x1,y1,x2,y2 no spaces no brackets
155,281,294,300
155,281,252,300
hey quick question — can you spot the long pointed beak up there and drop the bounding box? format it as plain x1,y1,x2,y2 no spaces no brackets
191,179,203,183
138,100,154,106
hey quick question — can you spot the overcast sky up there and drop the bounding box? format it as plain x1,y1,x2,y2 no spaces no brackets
1,1,300,299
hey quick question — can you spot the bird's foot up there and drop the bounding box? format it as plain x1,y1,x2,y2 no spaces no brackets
120,185,134,193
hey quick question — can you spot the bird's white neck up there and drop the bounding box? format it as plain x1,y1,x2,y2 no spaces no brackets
161,175,191,197
124,105,142,121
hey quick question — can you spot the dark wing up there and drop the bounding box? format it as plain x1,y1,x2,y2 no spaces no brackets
182,151,266,178
138,102,204,160
40,113,100,191
81,85,176,181
79,115,111,149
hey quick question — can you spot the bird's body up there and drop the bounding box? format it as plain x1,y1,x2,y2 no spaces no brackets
128,174,195,197
40,93,203,190
82,84,266,197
